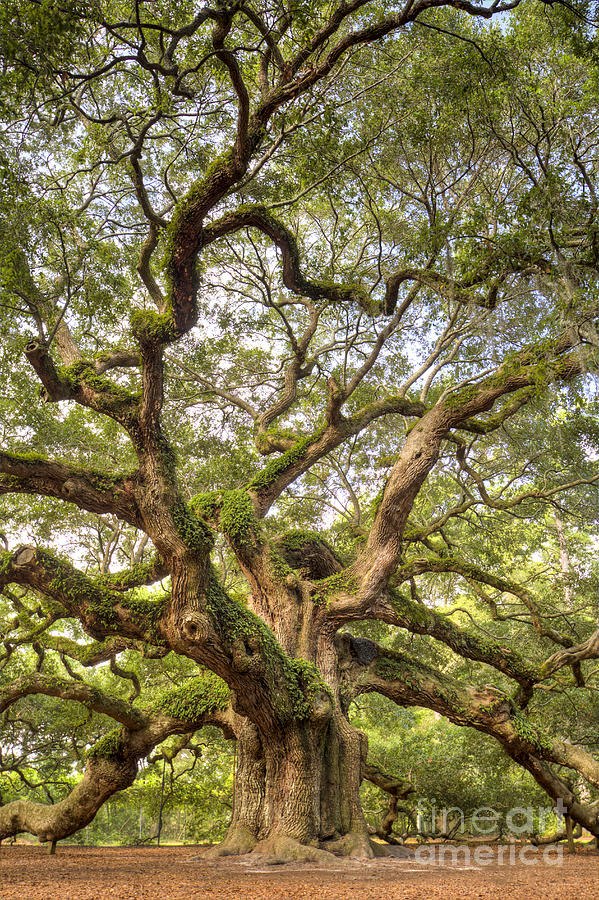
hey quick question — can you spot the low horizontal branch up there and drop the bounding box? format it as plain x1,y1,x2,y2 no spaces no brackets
0,674,148,730
339,634,599,796
0,450,142,527
0,546,168,645
0,688,233,844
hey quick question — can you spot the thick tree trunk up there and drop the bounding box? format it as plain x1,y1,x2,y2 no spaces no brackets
197,552,375,861
215,720,265,856
213,710,372,860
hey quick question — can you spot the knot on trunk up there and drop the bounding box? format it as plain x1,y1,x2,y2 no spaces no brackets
231,635,264,673
62,479,79,496
182,613,211,644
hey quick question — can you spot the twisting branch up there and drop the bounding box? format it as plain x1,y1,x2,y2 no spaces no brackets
0,671,233,845
337,634,599,835
24,340,73,401
0,675,147,730
455,444,599,513
211,10,251,162
140,0,527,347
383,266,501,314
0,546,168,645
27,636,144,667
329,583,539,685
393,554,575,646
23,340,140,428
258,0,524,122
541,629,599,678
358,333,597,602
0,451,142,527
363,762,415,843
203,206,373,311
247,391,426,516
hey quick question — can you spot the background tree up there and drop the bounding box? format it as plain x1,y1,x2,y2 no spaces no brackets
1,0,599,861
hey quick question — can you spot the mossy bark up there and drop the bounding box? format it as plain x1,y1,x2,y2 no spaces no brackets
192,541,375,861
212,698,372,860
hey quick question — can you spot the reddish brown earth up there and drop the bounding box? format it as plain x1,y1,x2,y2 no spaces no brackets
1,843,597,899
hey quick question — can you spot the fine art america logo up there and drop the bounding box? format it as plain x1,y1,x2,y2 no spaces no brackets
412,798,571,866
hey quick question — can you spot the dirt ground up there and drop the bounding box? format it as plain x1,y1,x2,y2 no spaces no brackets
0,843,598,899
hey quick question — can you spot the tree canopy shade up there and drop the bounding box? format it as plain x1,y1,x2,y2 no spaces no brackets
1,0,599,860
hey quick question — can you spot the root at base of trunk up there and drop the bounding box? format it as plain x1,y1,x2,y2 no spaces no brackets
195,830,391,864
252,833,332,864
196,826,257,858
320,832,375,859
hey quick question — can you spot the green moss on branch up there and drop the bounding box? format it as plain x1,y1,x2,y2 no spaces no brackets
119,592,167,643
86,728,125,761
220,489,256,548
96,558,165,592
206,574,327,721
249,430,323,492
59,360,140,410
130,309,176,344
172,500,214,552
155,671,229,721
189,490,221,521
511,710,553,752
313,568,358,605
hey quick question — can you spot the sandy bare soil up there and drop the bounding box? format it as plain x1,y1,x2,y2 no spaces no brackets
1,843,597,899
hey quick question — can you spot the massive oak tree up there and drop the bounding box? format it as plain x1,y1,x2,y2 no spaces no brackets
1,0,599,860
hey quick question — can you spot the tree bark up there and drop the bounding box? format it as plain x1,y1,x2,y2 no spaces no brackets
211,706,373,859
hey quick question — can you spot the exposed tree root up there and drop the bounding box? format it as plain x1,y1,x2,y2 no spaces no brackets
197,833,358,865
251,834,333,864
321,831,375,859
195,831,417,865
198,827,258,858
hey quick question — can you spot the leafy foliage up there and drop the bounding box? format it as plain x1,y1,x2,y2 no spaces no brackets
0,0,598,852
